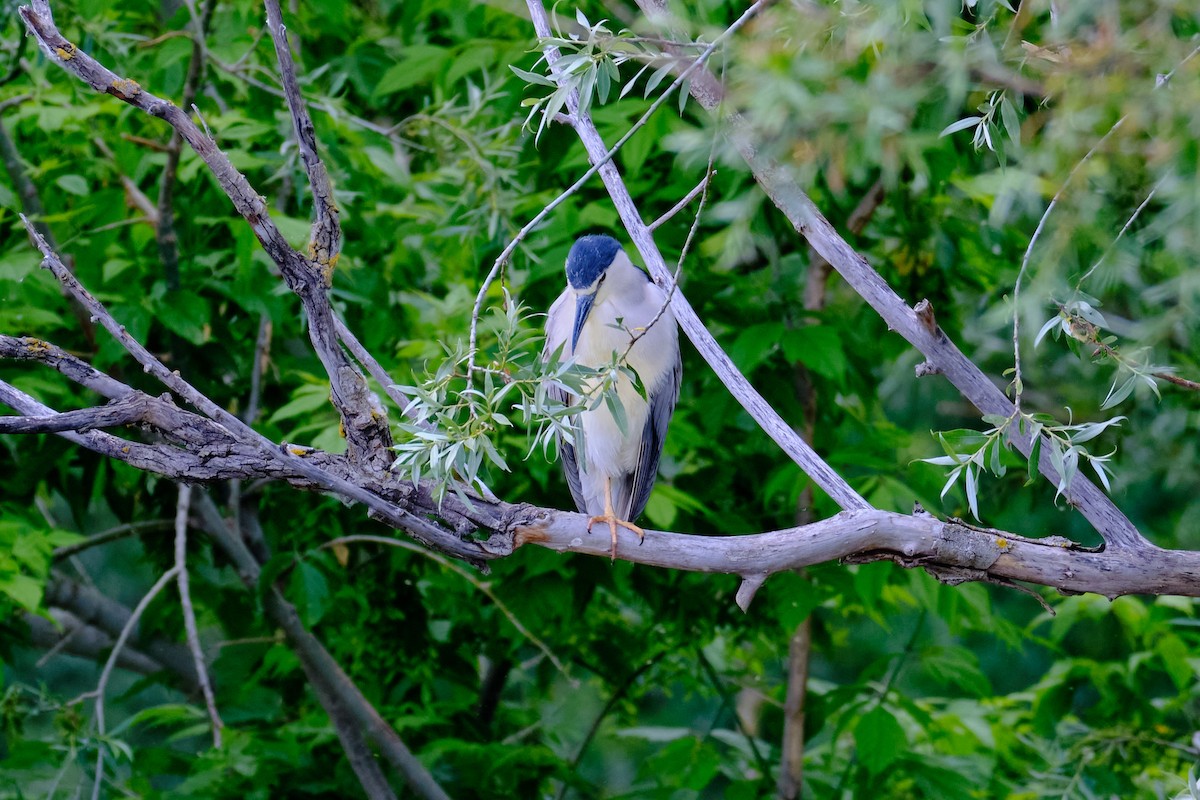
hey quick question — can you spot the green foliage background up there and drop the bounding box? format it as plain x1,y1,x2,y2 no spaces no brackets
1,0,1199,796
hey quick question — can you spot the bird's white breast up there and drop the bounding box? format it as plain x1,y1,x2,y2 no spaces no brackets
572,270,677,481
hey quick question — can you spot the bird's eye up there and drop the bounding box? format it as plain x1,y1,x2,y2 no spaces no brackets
598,274,607,287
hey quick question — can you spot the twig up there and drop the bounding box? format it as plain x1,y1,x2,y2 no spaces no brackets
526,0,871,513
333,317,426,424
157,0,215,296
209,56,427,150
695,645,771,781
1155,372,1200,391
803,179,884,312
318,534,571,679
619,155,717,362
263,0,341,268
1013,119,1124,412
555,649,670,800
173,484,223,748
246,313,271,425
52,519,175,561
1075,174,1166,288
648,170,714,231
88,565,180,800
0,93,32,113
466,4,761,386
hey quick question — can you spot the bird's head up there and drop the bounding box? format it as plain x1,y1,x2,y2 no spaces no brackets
565,234,623,351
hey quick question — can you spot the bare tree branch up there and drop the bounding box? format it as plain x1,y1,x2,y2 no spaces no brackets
523,0,871,515
263,0,341,269
633,0,1149,552
157,0,215,297
0,394,151,433
86,565,180,800
26,608,197,690
173,484,223,747
52,519,176,561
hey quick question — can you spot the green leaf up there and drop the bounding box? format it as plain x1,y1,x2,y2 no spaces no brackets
55,174,89,196
291,560,331,626
854,705,906,775
374,45,450,97
939,116,983,137
781,325,848,382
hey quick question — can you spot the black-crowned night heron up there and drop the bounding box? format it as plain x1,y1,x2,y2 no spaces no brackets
544,234,682,558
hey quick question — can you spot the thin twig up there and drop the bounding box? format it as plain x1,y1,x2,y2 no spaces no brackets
648,170,715,231
1013,119,1124,412
318,534,571,679
695,645,771,781
555,648,670,800
210,56,427,150
173,484,223,748
619,156,717,362
1075,174,1166,288
333,317,425,424
52,519,175,561
157,0,215,296
88,565,181,800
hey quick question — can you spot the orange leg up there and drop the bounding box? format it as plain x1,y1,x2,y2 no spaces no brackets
587,476,645,560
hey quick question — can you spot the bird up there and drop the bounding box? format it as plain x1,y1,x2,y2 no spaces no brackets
544,234,681,559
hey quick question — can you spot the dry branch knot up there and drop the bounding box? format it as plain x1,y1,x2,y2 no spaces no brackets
913,298,937,334
933,521,1004,570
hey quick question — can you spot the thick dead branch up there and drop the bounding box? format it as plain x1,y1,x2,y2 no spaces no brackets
514,508,1200,598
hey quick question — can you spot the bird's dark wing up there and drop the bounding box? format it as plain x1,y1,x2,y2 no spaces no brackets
624,347,682,521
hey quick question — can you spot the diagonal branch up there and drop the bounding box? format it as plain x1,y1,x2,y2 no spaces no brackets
633,0,1149,553
173,484,224,748
523,0,871,515
0,394,150,433
263,0,341,270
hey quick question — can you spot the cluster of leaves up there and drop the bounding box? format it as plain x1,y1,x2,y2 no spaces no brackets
513,7,694,141
390,290,656,505
924,409,1124,519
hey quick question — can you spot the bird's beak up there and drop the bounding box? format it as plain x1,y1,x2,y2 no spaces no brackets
571,293,595,353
